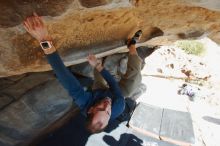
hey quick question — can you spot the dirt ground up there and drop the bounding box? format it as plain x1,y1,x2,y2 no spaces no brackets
137,37,220,146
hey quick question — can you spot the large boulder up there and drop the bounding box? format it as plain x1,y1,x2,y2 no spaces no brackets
1,0,220,77
0,74,78,146
1,1,220,145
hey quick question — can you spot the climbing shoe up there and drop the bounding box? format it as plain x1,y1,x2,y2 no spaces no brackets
126,30,143,48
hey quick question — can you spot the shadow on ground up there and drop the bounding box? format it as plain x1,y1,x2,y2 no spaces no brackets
203,116,220,125
104,134,143,146
37,113,91,146
37,110,144,146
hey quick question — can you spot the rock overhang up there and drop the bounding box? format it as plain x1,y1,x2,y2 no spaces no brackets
1,0,220,77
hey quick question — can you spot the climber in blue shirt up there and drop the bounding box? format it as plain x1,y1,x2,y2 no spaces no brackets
23,13,125,133
23,13,144,133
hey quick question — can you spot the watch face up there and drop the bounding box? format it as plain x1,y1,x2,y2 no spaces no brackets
41,42,50,49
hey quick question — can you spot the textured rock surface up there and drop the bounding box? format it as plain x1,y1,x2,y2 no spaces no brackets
142,45,212,81
0,0,74,28
0,94,13,110
1,72,54,99
1,0,220,77
129,102,195,145
182,0,220,11
141,37,220,92
1,1,220,145
160,109,195,145
129,103,163,139
0,78,77,146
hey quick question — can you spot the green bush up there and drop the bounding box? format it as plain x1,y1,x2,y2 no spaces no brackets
175,40,205,56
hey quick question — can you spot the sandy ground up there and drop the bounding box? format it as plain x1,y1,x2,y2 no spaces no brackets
137,76,220,146
136,37,220,146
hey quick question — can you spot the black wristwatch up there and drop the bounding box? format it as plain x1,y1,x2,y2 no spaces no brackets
40,41,53,50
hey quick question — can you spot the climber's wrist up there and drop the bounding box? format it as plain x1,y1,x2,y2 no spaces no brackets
95,63,103,72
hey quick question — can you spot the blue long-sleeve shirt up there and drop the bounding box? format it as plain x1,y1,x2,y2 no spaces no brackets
46,52,125,121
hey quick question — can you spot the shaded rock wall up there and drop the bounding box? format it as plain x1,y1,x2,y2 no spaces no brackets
0,72,78,146
0,0,74,28
1,0,220,77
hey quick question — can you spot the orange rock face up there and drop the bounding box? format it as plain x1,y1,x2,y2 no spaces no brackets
1,0,220,77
